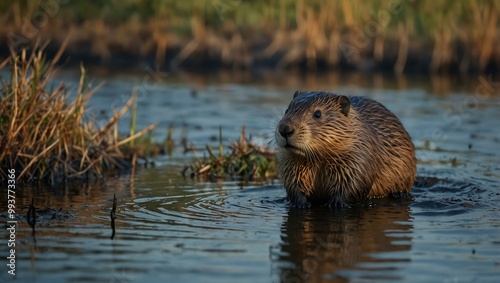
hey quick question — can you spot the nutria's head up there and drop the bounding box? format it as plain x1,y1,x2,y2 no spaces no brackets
275,91,355,160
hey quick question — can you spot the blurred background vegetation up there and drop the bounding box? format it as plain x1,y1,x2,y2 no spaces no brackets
0,0,498,73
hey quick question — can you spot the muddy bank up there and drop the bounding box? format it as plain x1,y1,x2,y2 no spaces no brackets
1,22,497,75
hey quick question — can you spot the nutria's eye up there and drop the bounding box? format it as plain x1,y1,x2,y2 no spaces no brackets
313,110,321,119
285,108,289,114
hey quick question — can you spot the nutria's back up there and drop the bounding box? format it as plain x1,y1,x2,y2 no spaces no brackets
275,91,416,207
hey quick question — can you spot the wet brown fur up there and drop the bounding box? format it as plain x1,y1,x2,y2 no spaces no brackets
275,91,416,207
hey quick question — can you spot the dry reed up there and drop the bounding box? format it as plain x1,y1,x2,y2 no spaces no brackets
0,46,156,184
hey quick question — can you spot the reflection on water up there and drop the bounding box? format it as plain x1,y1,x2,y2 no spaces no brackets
275,203,412,283
87,68,497,96
0,71,499,282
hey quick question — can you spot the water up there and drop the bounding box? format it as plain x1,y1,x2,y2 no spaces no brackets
1,71,499,283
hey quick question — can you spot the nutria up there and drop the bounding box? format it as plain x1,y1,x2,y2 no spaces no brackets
275,91,416,207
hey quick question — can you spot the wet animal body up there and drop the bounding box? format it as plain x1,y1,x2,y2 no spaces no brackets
275,91,416,207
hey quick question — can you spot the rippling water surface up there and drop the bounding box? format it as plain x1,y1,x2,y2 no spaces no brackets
1,72,499,282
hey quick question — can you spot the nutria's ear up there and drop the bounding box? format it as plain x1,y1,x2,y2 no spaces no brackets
339,95,350,116
293,90,304,99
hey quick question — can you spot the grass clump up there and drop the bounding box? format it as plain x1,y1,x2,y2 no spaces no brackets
183,126,276,181
0,47,156,184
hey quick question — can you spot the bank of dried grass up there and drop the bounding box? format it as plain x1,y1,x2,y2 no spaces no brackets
0,47,156,184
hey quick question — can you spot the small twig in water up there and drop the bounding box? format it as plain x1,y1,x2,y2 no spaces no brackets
110,193,117,239
27,198,37,243
27,199,36,231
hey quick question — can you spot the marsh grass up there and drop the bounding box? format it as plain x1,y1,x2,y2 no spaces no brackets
2,0,497,73
0,47,156,184
184,126,277,181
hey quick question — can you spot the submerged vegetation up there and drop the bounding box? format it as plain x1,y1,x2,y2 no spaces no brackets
0,46,156,184
0,0,498,73
183,126,277,181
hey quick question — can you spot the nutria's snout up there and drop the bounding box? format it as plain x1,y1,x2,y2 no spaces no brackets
275,119,297,149
278,120,294,139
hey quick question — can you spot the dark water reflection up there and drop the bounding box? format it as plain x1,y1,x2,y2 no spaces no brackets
276,203,412,283
1,71,499,282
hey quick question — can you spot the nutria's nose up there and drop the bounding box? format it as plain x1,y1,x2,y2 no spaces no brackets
278,121,294,138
